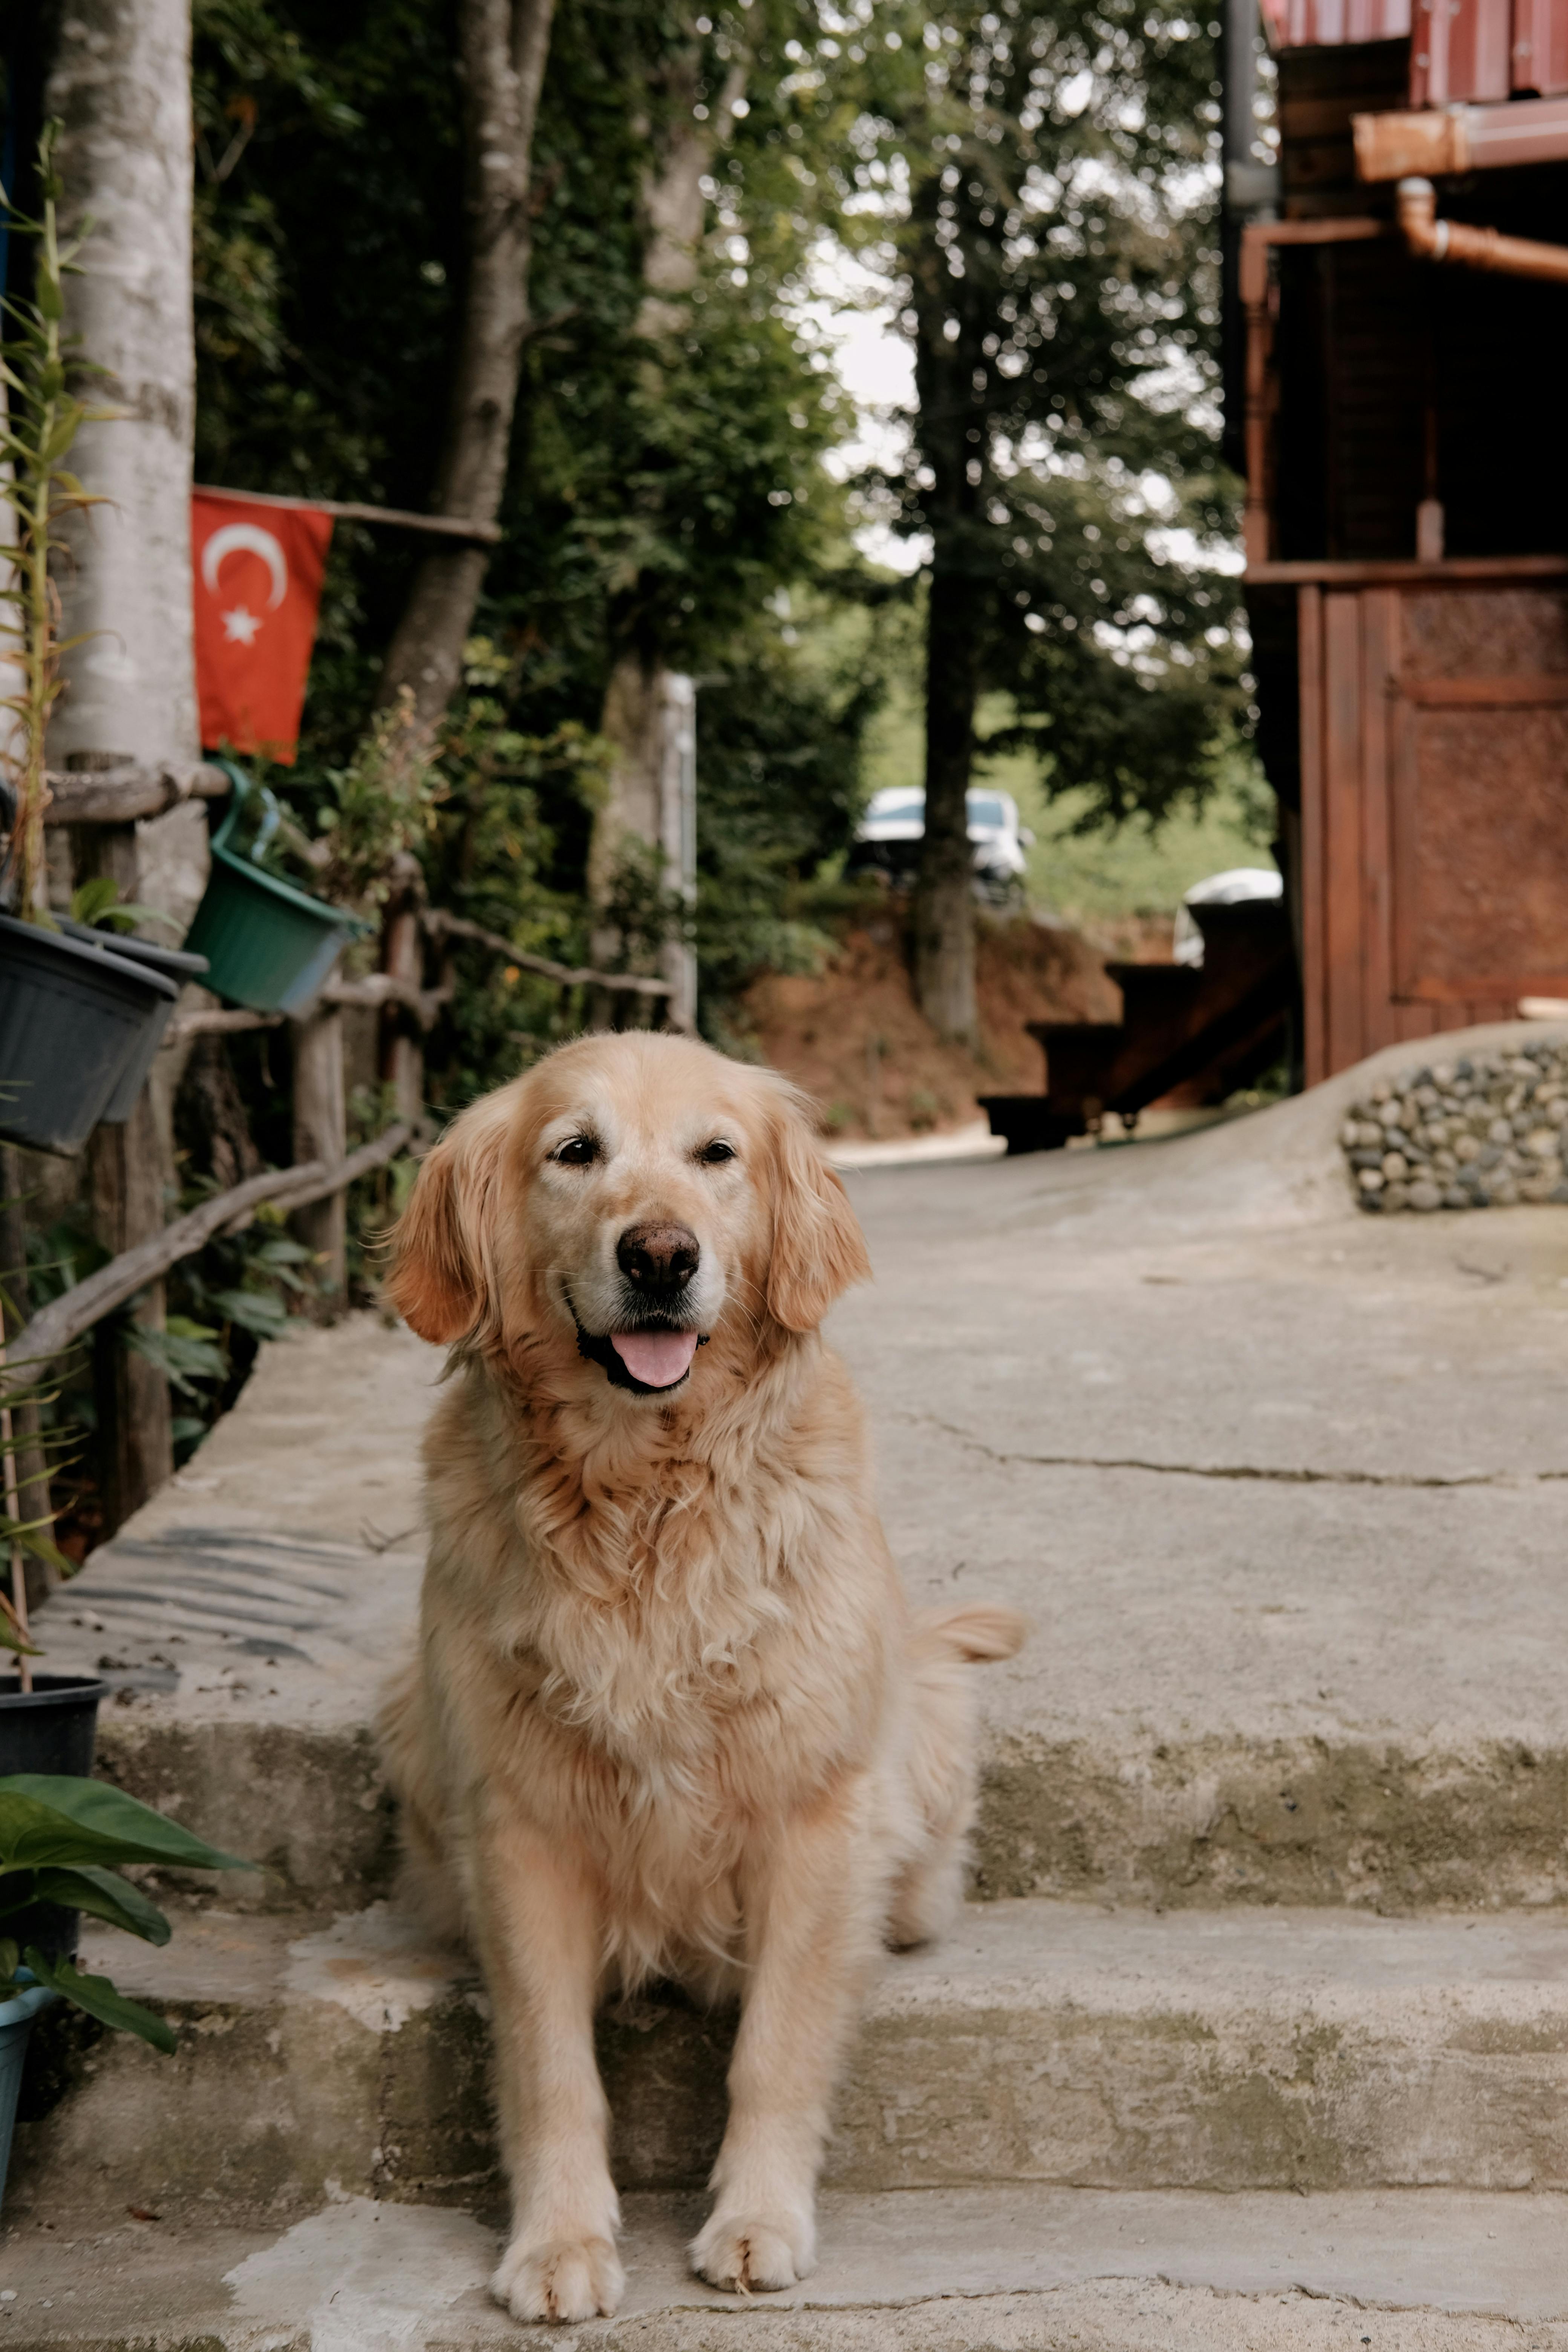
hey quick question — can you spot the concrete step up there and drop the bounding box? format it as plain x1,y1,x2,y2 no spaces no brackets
39,1226,1568,1918
15,1899,1568,2223
0,2183,1563,2347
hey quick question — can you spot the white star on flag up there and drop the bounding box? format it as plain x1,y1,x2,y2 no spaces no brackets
222,606,263,645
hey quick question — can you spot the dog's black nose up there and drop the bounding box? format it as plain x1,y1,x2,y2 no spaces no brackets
617,1221,700,1298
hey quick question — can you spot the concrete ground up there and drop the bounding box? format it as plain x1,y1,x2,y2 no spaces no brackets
42,1017,1568,1911
13,1018,1568,2344
2,2186,1566,2349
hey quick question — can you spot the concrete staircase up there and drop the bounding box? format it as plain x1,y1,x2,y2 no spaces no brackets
6,1036,1568,2346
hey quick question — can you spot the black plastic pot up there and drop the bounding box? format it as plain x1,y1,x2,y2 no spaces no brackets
0,1677,109,1964
58,920,209,1124
0,914,177,1158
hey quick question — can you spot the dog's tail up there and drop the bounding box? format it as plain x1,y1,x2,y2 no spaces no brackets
912,1601,1026,1664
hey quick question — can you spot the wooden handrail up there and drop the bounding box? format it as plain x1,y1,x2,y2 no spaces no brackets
6,1123,412,1380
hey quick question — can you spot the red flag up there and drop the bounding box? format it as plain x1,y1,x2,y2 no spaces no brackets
191,492,333,766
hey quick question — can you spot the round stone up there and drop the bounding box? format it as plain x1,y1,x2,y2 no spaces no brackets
1357,1167,1384,1192
1479,1144,1504,1170
1528,1129,1558,1158
1492,1180,1520,1206
1407,1180,1442,1212
1489,1118,1514,1145
1431,1061,1455,1087
1454,1135,1480,1163
1381,1151,1409,1181
1379,1100,1405,1127
1370,1081,1391,1104
1432,1150,1457,1174
1442,1186,1469,1210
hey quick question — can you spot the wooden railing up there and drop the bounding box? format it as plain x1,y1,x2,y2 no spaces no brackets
6,762,678,1553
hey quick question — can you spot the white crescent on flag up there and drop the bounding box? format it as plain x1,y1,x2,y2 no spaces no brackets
200,522,289,610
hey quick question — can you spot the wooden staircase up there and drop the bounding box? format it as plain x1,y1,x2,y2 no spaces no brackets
980,897,1295,1153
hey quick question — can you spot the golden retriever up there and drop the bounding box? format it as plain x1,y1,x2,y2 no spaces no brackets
380,1031,1023,2324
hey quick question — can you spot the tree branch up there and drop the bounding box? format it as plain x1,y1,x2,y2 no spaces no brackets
376,0,560,728
8,1125,412,1379
422,908,676,999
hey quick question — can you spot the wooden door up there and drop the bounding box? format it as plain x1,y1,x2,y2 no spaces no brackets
1298,569,1568,1081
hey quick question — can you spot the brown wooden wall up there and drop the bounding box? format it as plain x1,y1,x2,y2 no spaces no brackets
1297,567,1568,1081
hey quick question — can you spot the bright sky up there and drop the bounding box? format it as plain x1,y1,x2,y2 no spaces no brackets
795,237,928,573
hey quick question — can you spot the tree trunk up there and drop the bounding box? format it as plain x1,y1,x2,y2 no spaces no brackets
45,0,210,939
588,51,743,996
377,0,557,732
914,560,981,1045
909,198,987,1051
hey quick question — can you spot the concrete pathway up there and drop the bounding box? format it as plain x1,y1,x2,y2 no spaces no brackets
11,1017,1568,2345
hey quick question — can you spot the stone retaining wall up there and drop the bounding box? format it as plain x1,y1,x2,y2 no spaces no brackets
1341,1036,1568,1213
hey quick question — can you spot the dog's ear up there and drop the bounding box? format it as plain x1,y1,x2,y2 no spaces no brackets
766,1094,872,1333
384,1135,478,1344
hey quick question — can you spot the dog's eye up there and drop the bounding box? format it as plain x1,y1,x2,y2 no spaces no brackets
698,1139,736,1166
554,1135,600,1167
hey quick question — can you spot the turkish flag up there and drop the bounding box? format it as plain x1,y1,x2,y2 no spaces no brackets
191,493,333,766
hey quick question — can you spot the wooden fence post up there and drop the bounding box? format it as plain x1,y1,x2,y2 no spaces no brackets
290,1008,348,1308
71,768,174,1534
0,1147,60,1611
379,851,426,1125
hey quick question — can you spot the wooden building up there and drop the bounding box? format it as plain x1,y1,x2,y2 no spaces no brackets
1231,0,1568,1081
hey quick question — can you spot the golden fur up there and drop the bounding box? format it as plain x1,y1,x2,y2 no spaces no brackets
379,1031,1023,2323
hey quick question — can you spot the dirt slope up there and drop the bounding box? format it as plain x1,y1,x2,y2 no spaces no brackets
743,908,1166,1140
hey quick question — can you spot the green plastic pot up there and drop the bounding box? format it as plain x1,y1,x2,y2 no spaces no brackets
182,763,366,1015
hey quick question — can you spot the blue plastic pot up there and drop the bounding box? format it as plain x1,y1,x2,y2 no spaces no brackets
0,1975,57,2217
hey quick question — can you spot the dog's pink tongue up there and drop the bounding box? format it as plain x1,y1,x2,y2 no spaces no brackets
611,1328,700,1388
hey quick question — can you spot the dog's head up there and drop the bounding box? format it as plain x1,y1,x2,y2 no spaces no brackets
385,1033,871,1396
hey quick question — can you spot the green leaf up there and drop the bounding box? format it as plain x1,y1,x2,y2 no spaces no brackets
25,1867,171,1946
0,1780,254,1876
24,1948,176,2053
211,1289,290,1340
0,1939,18,1984
68,876,120,926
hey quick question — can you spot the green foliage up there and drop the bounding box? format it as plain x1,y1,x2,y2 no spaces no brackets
0,1776,256,2055
189,0,886,1048
694,591,897,1033
67,878,179,936
843,0,1256,830
0,124,119,922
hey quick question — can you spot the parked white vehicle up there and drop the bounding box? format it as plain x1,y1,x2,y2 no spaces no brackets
851,787,1033,903
1171,866,1283,966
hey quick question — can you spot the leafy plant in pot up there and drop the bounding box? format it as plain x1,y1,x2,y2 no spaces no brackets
0,1335,252,2211
0,124,181,1159
0,1777,251,2213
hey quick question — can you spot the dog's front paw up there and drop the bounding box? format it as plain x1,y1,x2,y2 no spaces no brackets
689,2207,816,2294
492,2233,625,2324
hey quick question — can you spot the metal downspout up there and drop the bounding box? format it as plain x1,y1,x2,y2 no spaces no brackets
1396,178,1568,283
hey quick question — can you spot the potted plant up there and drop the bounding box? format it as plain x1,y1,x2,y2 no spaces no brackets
59,878,210,1125
183,760,368,1015
0,127,181,1159
0,1773,252,2211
